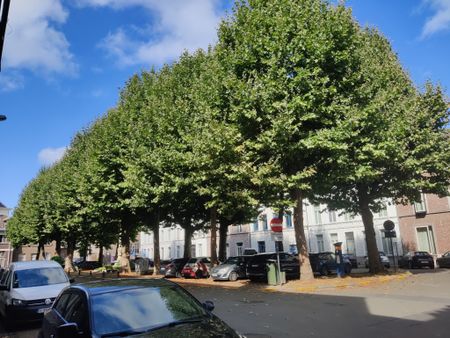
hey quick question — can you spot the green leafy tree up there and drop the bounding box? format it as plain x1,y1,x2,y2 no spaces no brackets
216,0,363,279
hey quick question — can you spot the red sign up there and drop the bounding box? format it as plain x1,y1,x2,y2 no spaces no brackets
270,218,283,233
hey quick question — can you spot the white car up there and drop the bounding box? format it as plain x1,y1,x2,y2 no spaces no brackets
0,260,71,325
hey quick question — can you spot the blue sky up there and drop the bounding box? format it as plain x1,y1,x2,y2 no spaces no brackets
1,0,449,210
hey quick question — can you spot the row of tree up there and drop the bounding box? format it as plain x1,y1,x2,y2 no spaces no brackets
7,0,449,278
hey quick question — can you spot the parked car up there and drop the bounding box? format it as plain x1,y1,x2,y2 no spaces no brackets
309,252,352,276
0,260,72,326
436,251,450,268
38,278,241,338
343,254,358,268
364,251,390,269
74,259,102,271
164,258,190,278
181,257,211,278
246,252,300,281
159,259,173,275
398,251,434,269
243,248,257,256
211,256,252,281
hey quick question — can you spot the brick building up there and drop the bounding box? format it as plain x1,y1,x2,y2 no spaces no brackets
396,193,450,257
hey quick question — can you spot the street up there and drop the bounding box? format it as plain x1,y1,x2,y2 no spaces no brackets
1,269,449,338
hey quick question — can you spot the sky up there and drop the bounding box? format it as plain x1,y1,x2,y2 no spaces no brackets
0,0,449,211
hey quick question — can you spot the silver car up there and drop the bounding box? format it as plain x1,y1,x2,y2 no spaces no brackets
211,256,250,281
365,251,390,268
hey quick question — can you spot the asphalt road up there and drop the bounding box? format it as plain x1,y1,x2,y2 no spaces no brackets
2,269,449,338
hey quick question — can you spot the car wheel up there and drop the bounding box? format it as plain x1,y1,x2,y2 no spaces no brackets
320,266,328,276
195,270,202,279
229,271,238,281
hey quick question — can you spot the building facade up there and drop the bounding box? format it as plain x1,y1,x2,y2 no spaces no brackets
397,193,450,257
0,202,13,268
139,199,402,267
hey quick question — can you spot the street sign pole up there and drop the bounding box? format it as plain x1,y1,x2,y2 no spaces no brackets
270,218,283,285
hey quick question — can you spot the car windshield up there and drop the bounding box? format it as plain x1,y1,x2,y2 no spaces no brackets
91,285,207,336
13,267,68,288
224,257,240,265
415,252,430,256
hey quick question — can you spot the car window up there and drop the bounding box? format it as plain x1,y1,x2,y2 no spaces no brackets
0,270,10,286
91,285,207,336
66,294,88,333
54,292,72,315
13,267,68,288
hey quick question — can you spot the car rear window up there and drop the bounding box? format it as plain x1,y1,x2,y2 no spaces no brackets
13,267,68,288
415,252,430,256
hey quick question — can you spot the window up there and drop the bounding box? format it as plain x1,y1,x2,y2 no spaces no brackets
378,203,388,217
168,247,171,258
314,205,322,225
328,210,337,223
345,232,356,255
190,245,196,258
316,234,324,252
261,215,268,231
284,212,293,228
275,241,284,252
236,242,243,256
416,226,436,254
330,233,338,248
414,194,427,213
197,244,203,257
176,246,181,258
289,244,298,255
252,219,259,232
381,230,393,255
237,224,242,233
258,241,266,253
161,247,165,259
55,292,71,315
343,212,354,221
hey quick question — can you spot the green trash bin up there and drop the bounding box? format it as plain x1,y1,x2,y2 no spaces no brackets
279,270,286,285
267,262,277,285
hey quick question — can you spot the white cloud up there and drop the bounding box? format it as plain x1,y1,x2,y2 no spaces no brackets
421,0,450,38
3,0,77,75
38,147,67,166
78,0,223,67
0,72,24,92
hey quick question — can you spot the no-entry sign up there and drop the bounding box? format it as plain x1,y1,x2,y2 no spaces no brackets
270,218,283,233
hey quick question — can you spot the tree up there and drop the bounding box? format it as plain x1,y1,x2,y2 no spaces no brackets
313,29,450,273
216,0,363,279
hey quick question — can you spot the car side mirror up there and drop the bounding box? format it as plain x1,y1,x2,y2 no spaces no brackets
69,278,75,283
57,323,79,338
0,284,8,291
202,300,215,312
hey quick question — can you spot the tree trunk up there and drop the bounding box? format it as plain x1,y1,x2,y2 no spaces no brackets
55,233,61,256
98,246,104,264
64,240,76,273
358,188,384,274
119,231,131,273
293,188,314,280
183,225,193,259
41,243,46,260
152,224,161,275
210,207,218,266
36,243,41,260
218,221,229,262
114,237,120,260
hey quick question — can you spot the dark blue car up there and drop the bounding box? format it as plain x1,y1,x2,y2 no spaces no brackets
309,252,352,276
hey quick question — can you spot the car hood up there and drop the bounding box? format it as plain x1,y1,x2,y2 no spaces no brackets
211,264,235,272
130,317,239,338
11,282,69,300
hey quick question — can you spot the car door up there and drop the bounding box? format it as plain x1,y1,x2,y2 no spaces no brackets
279,253,299,277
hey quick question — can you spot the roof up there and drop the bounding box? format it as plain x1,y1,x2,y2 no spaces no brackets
72,278,175,296
0,202,6,208
10,260,61,271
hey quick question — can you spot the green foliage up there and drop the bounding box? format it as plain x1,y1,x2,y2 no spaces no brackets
51,255,64,267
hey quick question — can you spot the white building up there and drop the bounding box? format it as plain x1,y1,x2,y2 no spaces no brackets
139,199,402,267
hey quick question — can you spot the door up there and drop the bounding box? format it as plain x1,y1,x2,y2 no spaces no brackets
416,226,436,254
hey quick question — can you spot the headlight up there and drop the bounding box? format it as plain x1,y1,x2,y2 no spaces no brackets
12,299,26,306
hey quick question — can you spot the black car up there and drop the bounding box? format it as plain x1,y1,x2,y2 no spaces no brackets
164,258,190,278
437,251,450,268
39,278,241,338
309,252,352,276
246,252,300,281
398,251,434,269
74,259,102,271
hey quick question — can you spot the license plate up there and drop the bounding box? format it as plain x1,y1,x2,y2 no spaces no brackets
212,273,218,277
420,259,428,263
37,308,50,314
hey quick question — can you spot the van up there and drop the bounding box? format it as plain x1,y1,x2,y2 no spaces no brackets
0,260,71,324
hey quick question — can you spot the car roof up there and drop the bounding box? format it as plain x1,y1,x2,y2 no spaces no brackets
70,278,176,296
10,260,61,271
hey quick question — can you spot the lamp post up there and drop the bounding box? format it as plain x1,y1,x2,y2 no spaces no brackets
0,115,6,121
